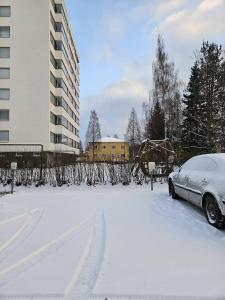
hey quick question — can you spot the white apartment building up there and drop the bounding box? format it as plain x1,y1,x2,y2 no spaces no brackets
0,0,80,155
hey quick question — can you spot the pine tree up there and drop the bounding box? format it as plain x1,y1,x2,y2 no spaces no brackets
85,110,101,159
219,60,225,149
149,100,165,140
198,42,224,152
182,42,225,153
125,108,142,159
182,62,204,151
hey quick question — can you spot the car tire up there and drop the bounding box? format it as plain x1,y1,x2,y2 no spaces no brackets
169,180,178,199
204,195,225,229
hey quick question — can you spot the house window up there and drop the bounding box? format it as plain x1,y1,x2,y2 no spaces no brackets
0,89,10,100
102,154,106,160
112,145,116,149
0,26,10,38
0,7,11,17
0,68,10,79
121,145,125,150
121,154,125,159
0,110,9,121
0,47,10,58
0,130,9,142
103,145,107,149
112,154,115,159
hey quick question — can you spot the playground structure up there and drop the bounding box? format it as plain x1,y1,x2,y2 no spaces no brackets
131,139,177,179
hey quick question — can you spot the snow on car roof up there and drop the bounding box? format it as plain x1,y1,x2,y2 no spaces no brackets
196,153,225,165
200,153,225,159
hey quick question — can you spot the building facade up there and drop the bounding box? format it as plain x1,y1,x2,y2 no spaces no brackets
88,137,129,162
0,0,80,154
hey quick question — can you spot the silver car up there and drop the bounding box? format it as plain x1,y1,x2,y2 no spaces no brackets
168,153,225,228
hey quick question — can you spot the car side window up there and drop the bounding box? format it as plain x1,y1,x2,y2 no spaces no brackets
181,157,218,172
193,157,217,172
181,157,198,171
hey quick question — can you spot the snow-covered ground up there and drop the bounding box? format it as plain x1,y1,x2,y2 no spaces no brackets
0,183,225,300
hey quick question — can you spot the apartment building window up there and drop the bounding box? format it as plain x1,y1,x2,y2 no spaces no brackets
0,89,10,100
50,132,56,144
0,47,10,58
50,72,57,87
0,110,9,120
0,6,11,17
0,130,9,142
0,68,10,79
0,26,10,38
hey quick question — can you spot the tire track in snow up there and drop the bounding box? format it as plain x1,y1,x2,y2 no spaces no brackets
64,224,95,299
0,212,28,227
0,209,43,258
67,213,106,299
0,216,94,286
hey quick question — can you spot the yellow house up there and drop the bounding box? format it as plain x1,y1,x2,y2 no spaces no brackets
88,137,129,161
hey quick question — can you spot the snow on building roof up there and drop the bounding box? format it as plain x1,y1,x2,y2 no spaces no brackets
97,137,126,143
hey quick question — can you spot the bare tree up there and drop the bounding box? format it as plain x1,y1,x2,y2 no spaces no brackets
85,110,101,160
126,108,142,160
152,35,182,141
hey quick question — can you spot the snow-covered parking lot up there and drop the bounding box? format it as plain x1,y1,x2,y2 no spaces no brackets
0,183,225,300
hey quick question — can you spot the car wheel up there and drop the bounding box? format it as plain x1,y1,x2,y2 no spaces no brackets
204,195,225,229
169,180,178,199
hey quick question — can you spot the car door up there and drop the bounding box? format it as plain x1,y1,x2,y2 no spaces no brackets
174,158,197,200
186,157,217,207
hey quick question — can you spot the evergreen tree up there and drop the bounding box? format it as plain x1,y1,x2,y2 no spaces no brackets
198,42,224,152
149,100,165,140
219,60,225,149
182,62,204,150
85,110,101,159
125,108,142,159
182,42,225,153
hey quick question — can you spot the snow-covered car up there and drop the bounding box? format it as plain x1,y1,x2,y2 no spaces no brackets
168,153,225,228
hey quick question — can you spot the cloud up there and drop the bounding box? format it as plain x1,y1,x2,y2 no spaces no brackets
159,1,225,40
93,44,113,62
129,0,186,21
101,15,124,39
155,0,186,18
198,0,225,12
81,79,149,138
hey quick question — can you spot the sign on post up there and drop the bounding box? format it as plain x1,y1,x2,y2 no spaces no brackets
148,162,156,172
148,162,156,191
11,162,17,170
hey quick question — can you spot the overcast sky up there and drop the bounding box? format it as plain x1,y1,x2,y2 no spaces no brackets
65,0,225,142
